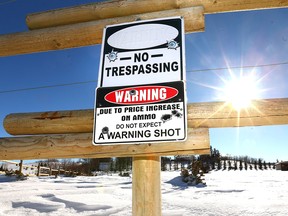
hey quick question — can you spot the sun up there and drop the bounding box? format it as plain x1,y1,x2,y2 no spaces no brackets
222,74,260,111
188,66,264,112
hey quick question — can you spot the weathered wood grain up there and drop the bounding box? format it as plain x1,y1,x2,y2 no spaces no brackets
4,109,94,135
0,7,204,57
4,99,288,136
0,128,210,160
188,99,288,128
26,0,288,29
132,156,161,216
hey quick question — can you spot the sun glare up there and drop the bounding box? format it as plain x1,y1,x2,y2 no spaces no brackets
223,75,259,111
188,64,265,112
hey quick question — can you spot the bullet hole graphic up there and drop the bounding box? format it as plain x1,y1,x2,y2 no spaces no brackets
102,127,109,134
161,114,172,123
161,110,183,123
171,110,178,115
175,112,182,118
172,110,182,118
129,89,136,95
167,40,179,50
107,49,118,62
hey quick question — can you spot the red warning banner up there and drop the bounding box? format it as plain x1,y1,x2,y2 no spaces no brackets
104,86,178,105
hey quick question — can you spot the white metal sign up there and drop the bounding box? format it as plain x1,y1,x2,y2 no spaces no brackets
93,81,186,144
93,17,186,145
98,17,185,87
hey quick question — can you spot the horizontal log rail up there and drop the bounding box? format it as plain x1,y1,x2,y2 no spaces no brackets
4,98,288,136
26,0,288,30
0,160,19,165
4,109,94,135
0,160,35,168
0,7,204,57
0,128,210,160
188,98,288,128
37,165,76,177
1,0,287,56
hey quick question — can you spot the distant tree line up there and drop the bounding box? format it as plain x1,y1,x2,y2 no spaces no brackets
161,146,277,186
27,147,277,177
37,157,132,176
0,164,8,172
161,146,276,173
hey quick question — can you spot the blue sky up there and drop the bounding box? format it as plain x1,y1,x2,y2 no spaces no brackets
0,1,287,162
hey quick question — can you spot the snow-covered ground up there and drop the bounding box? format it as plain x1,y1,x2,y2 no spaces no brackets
0,170,287,216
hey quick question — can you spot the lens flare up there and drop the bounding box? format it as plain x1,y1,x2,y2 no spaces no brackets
223,75,260,111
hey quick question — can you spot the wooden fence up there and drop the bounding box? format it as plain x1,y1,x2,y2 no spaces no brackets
1,1,288,215
37,165,78,177
0,160,78,177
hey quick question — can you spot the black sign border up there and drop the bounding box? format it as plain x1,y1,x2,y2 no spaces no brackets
98,17,184,87
93,81,187,145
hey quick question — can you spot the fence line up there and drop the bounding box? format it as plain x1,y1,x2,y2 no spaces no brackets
0,160,78,177
36,164,78,177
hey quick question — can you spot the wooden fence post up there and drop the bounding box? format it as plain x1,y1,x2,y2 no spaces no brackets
132,156,161,216
37,164,40,176
19,160,23,174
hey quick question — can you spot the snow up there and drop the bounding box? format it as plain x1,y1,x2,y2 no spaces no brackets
0,170,287,216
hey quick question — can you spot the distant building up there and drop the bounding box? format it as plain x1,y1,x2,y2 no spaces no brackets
276,161,288,171
99,158,111,171
99,162,110,171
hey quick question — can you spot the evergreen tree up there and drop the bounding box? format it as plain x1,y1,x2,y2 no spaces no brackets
223,160,227,170
81,159,92,175
239,160,243,171
228,160,232,171
217,159,222,171
258,159,263,170
115,157,132,173
182,160,206,186
198,154,210,173
234,160,238,170
213,148,220,170
109,158,115,172
161,157,171,171
244,161,248,170
263,161,267,170
211,160,215,170
174,160,179,170
254,161,258,170
169,160,172,171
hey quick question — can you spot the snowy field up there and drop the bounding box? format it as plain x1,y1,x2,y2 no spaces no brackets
0,170,287,216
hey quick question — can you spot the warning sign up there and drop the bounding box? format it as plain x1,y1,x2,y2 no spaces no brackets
93,81,186,144
98,17,185,87
93,17,187,145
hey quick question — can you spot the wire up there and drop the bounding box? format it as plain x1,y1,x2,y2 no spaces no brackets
186,61,288,73
0,61,287,94
0,80,97,94
0,0,16,6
